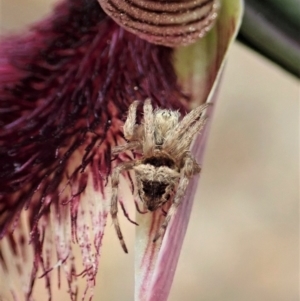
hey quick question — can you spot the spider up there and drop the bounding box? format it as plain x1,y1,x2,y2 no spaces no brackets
111,99,209,253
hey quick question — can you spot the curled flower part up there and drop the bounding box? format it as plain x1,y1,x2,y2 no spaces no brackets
98,0,220,47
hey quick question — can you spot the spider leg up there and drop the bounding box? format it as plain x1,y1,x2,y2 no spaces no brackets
165,111,208,158
153,156,198,242
173,103,209,139
123,100,139,141
143,98,155,156
112,141,142,156
163,103,209,153
181,152,201,176
111,161,136,253
177,115,207,154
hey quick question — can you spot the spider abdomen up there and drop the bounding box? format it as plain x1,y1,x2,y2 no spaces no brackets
142,181,169,211
142,181,167,197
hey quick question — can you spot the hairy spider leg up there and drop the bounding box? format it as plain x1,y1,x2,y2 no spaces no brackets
164,106,209,158
175,115,208,158
183,153,201,175
111,161,136,253
143,99,155,156
163,103,209,152
112,141,142,156
123,100,139,141
153,155,200,242
175,103,209,139
183,112,207,148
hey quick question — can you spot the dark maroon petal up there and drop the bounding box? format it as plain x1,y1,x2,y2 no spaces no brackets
0,0,189,299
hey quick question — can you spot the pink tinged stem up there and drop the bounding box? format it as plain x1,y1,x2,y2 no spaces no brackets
134,1,244,300
139,85,220,301
134,87,220,301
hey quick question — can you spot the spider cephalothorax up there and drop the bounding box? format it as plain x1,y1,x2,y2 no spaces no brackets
111,99,209,253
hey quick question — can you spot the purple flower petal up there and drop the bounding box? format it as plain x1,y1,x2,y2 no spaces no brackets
0,0,193,299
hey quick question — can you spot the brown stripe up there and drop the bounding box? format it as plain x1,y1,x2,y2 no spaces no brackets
100,0,219,46
109,0,214,14
108,0,213,25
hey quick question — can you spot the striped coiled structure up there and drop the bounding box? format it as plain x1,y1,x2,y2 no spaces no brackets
99,0,220,47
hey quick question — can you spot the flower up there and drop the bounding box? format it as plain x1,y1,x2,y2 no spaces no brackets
0,0,243,300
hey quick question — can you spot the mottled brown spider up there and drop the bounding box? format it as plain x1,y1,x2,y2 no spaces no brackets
111,99,209,253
